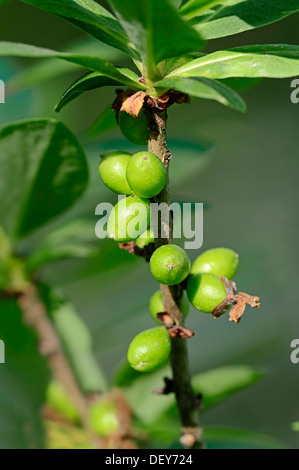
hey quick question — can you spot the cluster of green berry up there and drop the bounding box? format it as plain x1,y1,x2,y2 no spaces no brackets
128,247,239,373
99,150,166,243
99,147,258,377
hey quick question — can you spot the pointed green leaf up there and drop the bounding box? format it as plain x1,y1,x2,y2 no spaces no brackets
10,38,126,89
121,364,262,424
155,76,246,112
192,366,263,411
55,71,124,112
167,45,299,79
0,119,88,238
109,0,204,77
20,0,138,58
0,42,143,89
180,0,229,19
196,0,299,40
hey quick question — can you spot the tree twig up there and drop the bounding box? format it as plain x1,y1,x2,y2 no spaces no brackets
17,285,100,448
146,109,205,449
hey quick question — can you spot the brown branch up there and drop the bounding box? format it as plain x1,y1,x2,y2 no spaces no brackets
17,285,101,448
146,109,204,449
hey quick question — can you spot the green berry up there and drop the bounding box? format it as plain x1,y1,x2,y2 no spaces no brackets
127,326,171,372
149,290,189,323
150,244,190,286
192,247,239,280
89,400,119,437
187,273,227,313
99,151,132,195
126,151,167,198
46,381,79,423
118,109,148,146
107,195,151,243
135,228,155,249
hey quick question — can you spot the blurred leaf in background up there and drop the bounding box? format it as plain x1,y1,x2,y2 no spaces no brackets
0,119,88,239
0,299,49,449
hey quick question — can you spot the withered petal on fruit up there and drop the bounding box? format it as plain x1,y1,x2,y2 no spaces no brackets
168,325,195,339
120,91,148,118
229,292,260,324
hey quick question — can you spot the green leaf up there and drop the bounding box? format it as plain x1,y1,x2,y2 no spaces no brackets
26,220,97,273
0,299,49,449
180,0,229,19
39,285,108,394
205,427,285,449
0,119,88,238
10,38,126,89
192,366,263,411
0,42,143,89
123,365,175,424
108,0,204,78
167,45,299,79
55,71,123,112
20,0,138,58
87,104,117,138
155,76,246,112
196,0,299,40
121,364,262,424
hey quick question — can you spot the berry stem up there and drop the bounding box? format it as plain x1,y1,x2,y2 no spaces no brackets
146,109,204,449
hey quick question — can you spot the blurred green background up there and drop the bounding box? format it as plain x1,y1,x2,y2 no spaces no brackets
1,0,299,448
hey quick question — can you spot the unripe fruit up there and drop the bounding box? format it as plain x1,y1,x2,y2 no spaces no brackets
192,247,239,280
89,399,119,437
46,381,79,423
126,151,167,198
127,326,171,372
150,244,190,286
99,151,132,195
187,273,227,313
107,195,151,243
118,109,148,146
135,228,155,249
149,290,189,323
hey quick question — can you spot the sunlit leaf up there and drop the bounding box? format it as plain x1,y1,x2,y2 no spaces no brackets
180,0,229,19
196,0,299,40
167,45,299,79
